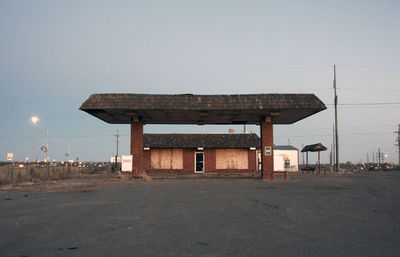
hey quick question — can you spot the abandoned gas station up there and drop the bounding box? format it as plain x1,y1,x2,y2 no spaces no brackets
80,94,326,180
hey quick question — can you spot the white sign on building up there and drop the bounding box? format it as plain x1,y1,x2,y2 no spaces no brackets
7,153,14,161
121,155,133,172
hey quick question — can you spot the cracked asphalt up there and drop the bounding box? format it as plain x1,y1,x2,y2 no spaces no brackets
1,172,400,257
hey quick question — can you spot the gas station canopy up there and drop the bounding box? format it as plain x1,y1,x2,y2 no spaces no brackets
80,93,326,125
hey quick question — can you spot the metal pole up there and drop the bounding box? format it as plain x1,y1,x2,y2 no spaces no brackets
372,151,375,164
378,148,381,171
318,151,321,174
68,144,71,162
397,124,400,165
33,123,37,162
334,65,339,172
46,129,48,162
332,124,335,170
330,144,333,173
115,130,119,171
306,152,309,167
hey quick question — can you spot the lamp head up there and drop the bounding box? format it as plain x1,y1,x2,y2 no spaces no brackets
31,116,39,125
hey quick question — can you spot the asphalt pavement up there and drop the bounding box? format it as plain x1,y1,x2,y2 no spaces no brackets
1,172,400,257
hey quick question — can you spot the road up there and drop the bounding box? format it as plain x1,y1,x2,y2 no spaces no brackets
1,172,400,257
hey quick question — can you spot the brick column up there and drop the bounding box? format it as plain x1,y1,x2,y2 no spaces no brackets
260,120,274,180
131,120,143,176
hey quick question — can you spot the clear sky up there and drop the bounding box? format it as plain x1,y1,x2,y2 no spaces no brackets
1,0,399,164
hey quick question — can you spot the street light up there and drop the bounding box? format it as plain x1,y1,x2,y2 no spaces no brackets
383,154,388,163
31,116,39,162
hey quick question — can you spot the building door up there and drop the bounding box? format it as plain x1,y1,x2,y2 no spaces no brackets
195,152,204,173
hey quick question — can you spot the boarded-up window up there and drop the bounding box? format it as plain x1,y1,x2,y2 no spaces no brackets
151,149,183,169
216,149,248,169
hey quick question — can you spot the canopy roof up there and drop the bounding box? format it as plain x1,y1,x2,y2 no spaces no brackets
80,93,326,124
301,143,327,152
143,133,260,149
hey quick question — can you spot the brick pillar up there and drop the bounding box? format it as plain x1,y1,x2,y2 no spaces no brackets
130,120,143,176
260,120,274,180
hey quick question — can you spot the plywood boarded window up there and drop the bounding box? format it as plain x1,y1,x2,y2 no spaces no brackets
216,149,248,169
151,149,183,169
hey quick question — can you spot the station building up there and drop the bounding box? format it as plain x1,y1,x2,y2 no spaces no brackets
80,94,326,180
143,133,259,175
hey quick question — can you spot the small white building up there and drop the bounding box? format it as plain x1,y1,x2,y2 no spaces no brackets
273,145,299,172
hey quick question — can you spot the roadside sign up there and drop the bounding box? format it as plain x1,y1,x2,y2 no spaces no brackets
7,153,14,161
121,155,133,172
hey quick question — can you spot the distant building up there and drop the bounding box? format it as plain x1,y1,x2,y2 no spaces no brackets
273,145,299,172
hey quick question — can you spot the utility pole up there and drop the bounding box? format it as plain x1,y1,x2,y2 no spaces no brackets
333,65,339,172
330,144,333,172
397,124,400,165
67,144,71,161
332,124,336,170
115,130,120,171
378,148,381,171
33,124,37,161
372,151,375,164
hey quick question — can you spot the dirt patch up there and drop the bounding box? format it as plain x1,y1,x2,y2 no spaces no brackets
0,173,122,192
136,172,152,181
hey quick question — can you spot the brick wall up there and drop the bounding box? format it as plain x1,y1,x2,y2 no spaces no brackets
144,148,257,175
183,149,195,172
130,121,143,174
261,121,274,179
204,149,216,172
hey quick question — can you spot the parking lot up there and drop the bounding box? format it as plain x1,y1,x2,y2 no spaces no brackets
1,172,400,257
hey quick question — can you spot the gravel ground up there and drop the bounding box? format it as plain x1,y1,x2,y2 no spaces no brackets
1,172,400,257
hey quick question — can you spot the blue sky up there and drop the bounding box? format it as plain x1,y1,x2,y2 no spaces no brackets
1,0,399,163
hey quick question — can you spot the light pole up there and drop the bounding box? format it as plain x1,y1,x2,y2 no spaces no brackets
31,116,39,162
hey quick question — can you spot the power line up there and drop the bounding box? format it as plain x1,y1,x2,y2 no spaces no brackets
325,105,400,109
335,64,400,69
0,134,129,139
326,102,400,106
0,99,81,103
1,130,394,140
0,115,85,120
338,88,400,92
274,131,394,138
340,102,400,106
